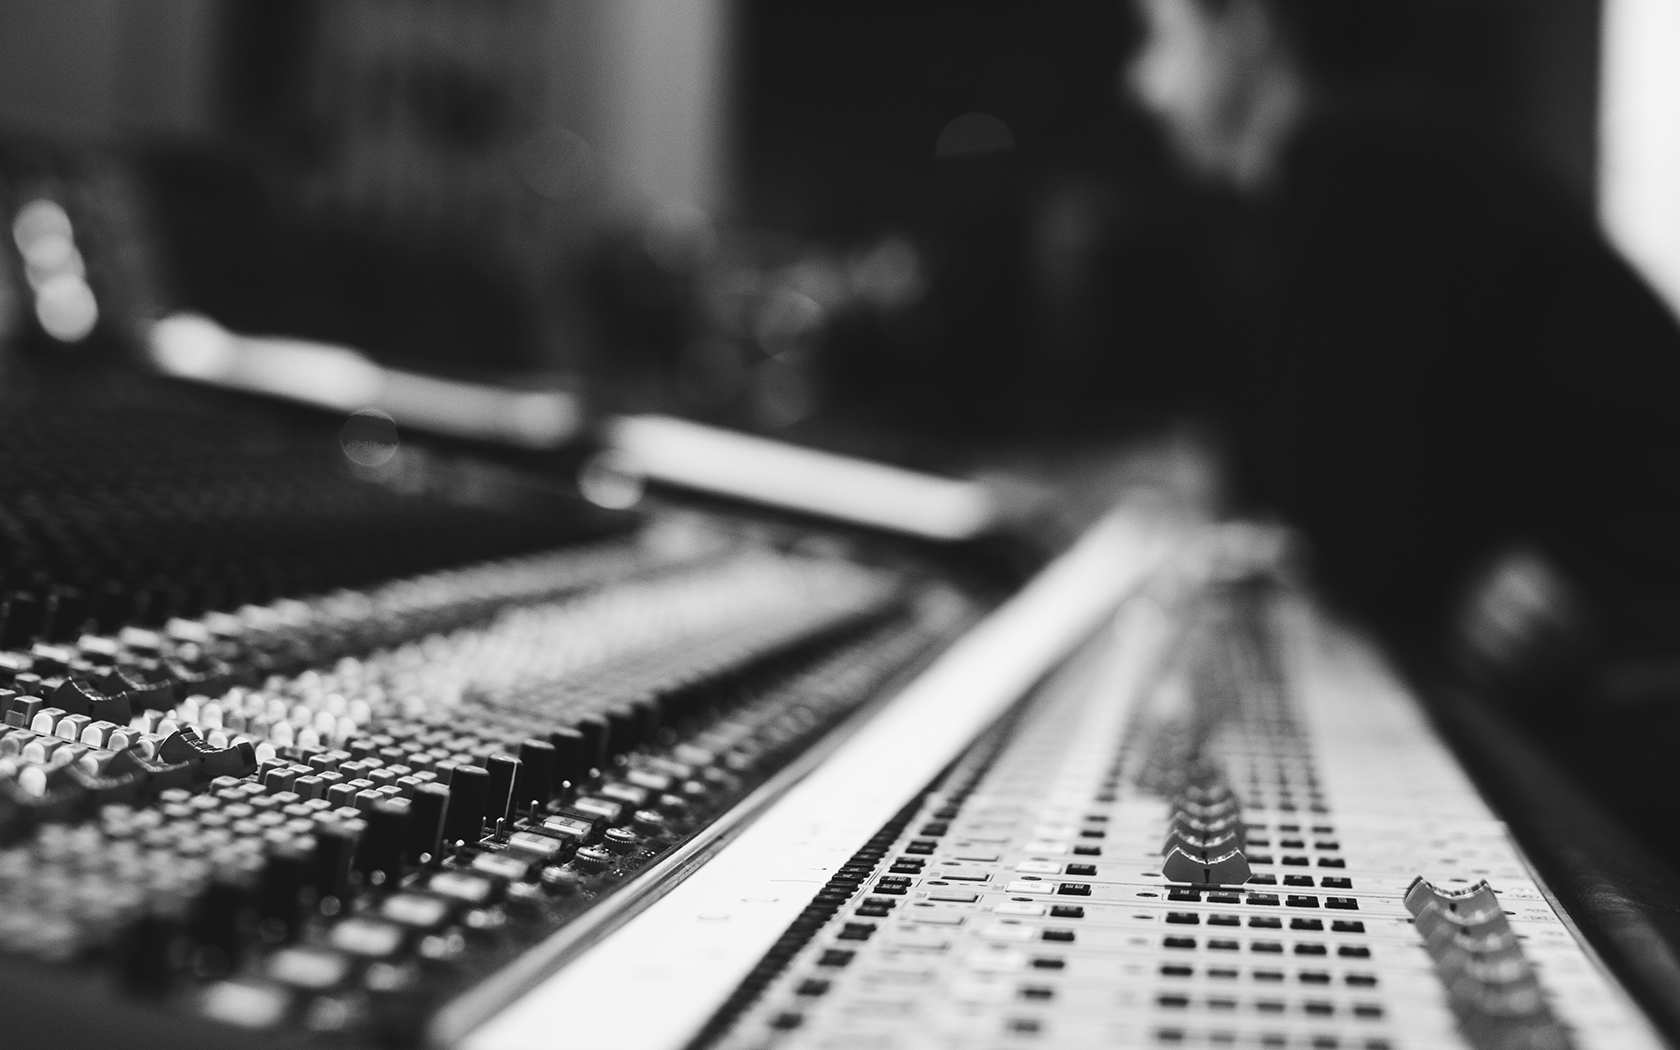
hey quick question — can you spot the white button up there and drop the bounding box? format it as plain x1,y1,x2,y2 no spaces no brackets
200,982,290,1029
382,893,450,929
430,871,494,905
268,947,350,990
994,901,1046,916
329,917,403,958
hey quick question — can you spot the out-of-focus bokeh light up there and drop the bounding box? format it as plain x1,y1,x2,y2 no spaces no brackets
643,200,717,271
577,451,646,510
752,287,825,359
846,237,925,309
33,272,98,342
11,199,72,256
1600,0,1680,319
340,408,401,468
934,111,1016,159
12,197,97,343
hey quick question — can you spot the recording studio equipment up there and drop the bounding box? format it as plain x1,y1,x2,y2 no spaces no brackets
3,349,1680,1050
0,365,1006,1050
478,524,1677,1050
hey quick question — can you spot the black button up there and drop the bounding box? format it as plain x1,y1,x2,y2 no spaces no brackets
818,950,854,967
1285,895,1319,908
1331,920,1364,933
1290,919,1323,931
1166,912,1200,925
1042,929,1075,942
1065,863,1096,876
1049,905,1084,919
1325,897,1358,910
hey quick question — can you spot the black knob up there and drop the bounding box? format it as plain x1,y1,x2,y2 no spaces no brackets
484,754,520,826
357,798,410,886
190,877,250,975
258,841,314,940
604,705,640,756
119,901,189,997
515,739,556,814
573,714,608,769
548,727,589,795
409,782,449,863
310,821,358,902
442,764,490,847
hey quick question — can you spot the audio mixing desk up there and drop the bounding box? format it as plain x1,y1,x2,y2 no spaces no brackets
473,516,1670,1050
0,372,1673,1050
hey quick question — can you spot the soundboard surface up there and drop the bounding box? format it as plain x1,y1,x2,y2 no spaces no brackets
0,374,1671,1050
521,532,1664,1050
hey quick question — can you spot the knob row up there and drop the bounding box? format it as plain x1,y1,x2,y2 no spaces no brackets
1161,763,1253,887
1405,876,1575,1049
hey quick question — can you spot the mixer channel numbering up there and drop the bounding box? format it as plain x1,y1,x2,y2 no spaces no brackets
700,568,1665,1050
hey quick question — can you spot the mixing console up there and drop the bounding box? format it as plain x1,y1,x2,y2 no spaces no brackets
0,367,1673,1050
0,373,1008,1049
635,540,1666,1050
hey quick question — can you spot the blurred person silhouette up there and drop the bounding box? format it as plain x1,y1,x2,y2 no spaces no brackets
1124,0,1680,700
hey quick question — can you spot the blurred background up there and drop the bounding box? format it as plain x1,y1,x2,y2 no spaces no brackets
0,0,1673,448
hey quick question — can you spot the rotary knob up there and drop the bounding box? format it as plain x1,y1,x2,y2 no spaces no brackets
569,845,613,874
